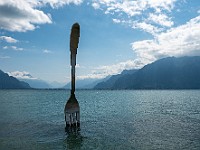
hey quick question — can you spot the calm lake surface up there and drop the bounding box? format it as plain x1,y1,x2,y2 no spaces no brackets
0,90,200,150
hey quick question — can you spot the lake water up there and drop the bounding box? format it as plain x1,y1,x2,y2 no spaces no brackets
0,90,200,150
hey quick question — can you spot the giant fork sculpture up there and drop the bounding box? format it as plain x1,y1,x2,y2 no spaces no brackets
64,23,80,129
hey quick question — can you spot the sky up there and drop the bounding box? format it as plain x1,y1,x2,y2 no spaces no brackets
0,0,200,84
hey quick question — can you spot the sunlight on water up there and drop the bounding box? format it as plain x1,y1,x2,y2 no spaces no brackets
0,90,200,149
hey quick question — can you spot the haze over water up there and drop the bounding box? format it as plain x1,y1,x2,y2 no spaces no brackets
0,90,200,150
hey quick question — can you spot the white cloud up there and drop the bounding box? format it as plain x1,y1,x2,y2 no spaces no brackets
77,74,104,80
147,0,177,12
148,13,174,27
78,59,146,79
0,36,18,43
96,60,141,75
0,55,10,59
0,0,83,32
40,0,83,8
112,18,121,23
92,2,100,9
8,71,37,79
104,1,143,16
3,46,8,49
0,0,52,32
11,46,23,51
132,15,200,64
132,22,162,35
43,49,53,54
2,46,23,51
76,64,83,68
92,0,178,34
92,0,177,16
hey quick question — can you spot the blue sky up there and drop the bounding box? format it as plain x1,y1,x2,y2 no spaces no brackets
0,0,200,84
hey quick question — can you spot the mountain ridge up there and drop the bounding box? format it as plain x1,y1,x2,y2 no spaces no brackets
0,70,31,89
94,56,200,89
19,78,52,89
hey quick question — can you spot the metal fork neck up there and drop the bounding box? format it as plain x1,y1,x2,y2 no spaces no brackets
71,65,75,94
71,53,76,94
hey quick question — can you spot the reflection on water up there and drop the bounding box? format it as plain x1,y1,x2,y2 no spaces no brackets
64,130,83,150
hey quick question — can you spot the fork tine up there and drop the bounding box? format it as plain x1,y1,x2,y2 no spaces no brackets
65,110,80,128
64,93,80,128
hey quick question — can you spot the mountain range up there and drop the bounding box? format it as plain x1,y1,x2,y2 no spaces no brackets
94,56,200,89
1,56,200,89
0,70,31,89
63,76,110,89
19,78,52,89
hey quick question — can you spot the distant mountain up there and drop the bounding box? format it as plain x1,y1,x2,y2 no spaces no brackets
49,81,65,88
19,78,51,89
94,69,138,89
63,76,110,89
94,56,200,89
64,78,100,89
0,70,31,89
84,76,111,89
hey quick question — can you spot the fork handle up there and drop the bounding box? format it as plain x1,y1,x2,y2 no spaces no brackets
70,23,80,94
71,54,76,94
